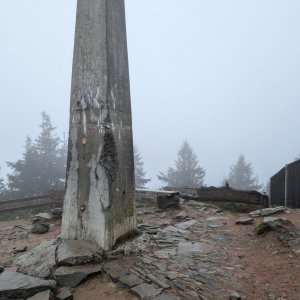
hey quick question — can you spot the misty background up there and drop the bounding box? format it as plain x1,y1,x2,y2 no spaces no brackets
0,0,300,189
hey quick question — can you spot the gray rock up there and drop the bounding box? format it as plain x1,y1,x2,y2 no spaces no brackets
118,274,144,288
268,294,276,300
51,208,63,217
34,213,53,220
0,272,56,299
162,225,189,234
104,261,128,281
13,240,57,279
27,290,54,300
153,248,177,259
175,211,187,219
207,224,219,229
57,287,73,300
178,241,212,255
164,271,179,280
146,274,170,289
293,249,300,257
235,217,254,225
157,195,180,209
54,264,103,287
175,220,197,230
13,245,27,253
249,206,286,218
255,217,294,235
0,265,4,273
152,262,167,272
31,223,50,234
57,240,103,266
263,216,293,227
178,290,200,300
153,293,177,300
131,283,162,300
229,291,242,300
172,279,187,290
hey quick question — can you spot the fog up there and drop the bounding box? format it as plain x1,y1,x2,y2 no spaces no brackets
1,0,300,189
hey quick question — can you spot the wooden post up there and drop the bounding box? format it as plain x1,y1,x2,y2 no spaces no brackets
284,164,289,207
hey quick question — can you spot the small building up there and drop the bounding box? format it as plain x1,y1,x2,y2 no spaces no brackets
270,159,300,208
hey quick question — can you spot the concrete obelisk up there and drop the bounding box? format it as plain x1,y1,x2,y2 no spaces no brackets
61,0,136,251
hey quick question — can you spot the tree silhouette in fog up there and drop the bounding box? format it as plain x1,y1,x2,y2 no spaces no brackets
0,168,6,198
158,141,205,188
134,145,151,189
7,112,67,196
227,154,261,191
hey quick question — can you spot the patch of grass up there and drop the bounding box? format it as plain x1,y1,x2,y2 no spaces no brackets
255,222,272,235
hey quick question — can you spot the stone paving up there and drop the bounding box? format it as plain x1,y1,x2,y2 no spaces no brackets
102,202,243,300
1,202,299,299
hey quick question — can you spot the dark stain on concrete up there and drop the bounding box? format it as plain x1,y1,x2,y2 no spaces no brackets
99,116,118,182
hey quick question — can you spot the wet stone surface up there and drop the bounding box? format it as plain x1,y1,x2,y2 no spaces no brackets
102,204,250,300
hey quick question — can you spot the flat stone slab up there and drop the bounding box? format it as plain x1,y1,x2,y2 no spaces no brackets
27,290,54,300
153,293,177,300
162,225,189,234
146,274,170,289
57,287,73,300
131,283,162,300
34,213,53,220
178,241,213,255
118,274,144,288
54,264,103,287
13,240,57,279
175,220,197,230
104,261,129,281
154,248,177,259
236,217,254,225
57,240,102,266
0,272,56,299
249,206,286,218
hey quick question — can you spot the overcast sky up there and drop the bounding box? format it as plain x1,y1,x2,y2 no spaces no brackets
0,0,300,188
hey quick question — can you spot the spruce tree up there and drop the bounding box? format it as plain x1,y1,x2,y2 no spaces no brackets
34,112,64,191
134,146,151,189
7,137,40,196
7,112,67,196
157,141,205,188
228,154,261,191
0,168,6,197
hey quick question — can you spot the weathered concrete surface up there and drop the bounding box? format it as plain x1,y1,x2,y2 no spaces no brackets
0,272,56,299
13,240,57,279
61,0,136,251
54,264,103,287
56,240,102,266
